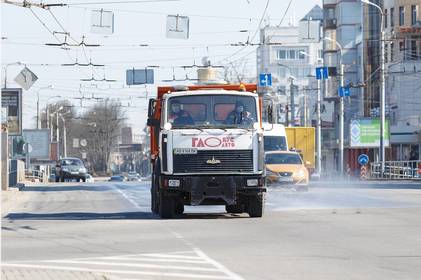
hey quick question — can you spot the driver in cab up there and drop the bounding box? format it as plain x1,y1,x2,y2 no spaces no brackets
224,102,253,125
169,100,194,125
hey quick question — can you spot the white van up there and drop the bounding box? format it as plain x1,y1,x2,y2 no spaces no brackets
262,123,288,152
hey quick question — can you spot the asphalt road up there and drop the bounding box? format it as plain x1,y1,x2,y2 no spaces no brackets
2,180,421,280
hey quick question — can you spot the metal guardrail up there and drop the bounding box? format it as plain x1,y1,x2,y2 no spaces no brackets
370,160,421,179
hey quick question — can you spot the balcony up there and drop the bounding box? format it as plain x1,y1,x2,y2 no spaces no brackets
324,18,337,30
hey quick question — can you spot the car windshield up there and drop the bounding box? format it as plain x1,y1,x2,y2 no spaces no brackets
167,94,257,129
62,159,83,166
264,136,287,151
265,153,302,165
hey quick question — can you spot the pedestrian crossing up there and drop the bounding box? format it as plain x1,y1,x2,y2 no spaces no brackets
2,249,244,280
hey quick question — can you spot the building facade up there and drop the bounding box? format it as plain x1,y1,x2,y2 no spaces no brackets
384,0,421,160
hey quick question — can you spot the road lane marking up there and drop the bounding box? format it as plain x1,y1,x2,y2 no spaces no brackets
101,257,209,264
1,263,232,279
43,260,220,272
193,248,245,280
141,253,203,260
110,185,142,210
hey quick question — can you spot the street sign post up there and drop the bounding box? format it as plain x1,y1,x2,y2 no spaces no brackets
259,73,272,87
315,67,328,80
358,154,369,166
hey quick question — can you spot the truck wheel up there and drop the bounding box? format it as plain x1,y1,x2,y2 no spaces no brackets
151,183,159,214
175,202,184,215
159,193,175,219
225,204,244,214
247,194,264,218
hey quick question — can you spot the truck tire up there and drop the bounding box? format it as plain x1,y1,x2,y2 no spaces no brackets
247,194,264,218
151,183,159,214
175,201,184,215
159,193,175,219
151,161,160,214
225,204,244,214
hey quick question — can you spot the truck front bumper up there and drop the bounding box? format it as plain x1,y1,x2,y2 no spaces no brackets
161,175,266,206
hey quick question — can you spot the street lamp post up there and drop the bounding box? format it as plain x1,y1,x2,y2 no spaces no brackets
2,62,23,88
35,85,54,129
277,63,296,126
361,0,386,174
59,114,67,158
324,37,345,176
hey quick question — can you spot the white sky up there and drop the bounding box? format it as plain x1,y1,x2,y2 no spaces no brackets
1,0,321,133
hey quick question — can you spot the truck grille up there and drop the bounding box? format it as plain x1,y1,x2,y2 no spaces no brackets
173,150,253,173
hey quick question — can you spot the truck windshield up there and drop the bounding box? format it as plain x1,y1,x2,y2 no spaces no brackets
264,136,287,151
167,94,257,129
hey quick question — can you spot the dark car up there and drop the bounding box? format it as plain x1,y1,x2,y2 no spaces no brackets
109,175,126,182
56,158,88,182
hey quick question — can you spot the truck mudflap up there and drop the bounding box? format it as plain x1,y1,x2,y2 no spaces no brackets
162,175,265,206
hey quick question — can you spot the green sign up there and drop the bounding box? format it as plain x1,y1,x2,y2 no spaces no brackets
350,119,390,148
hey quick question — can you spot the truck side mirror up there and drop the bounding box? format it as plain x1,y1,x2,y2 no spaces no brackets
267,105,273,123
148,99,156,118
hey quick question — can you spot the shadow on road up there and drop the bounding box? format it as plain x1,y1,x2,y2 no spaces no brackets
22,185,114,192
4,211,248,221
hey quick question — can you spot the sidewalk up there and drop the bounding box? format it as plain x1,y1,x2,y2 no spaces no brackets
1,187,30,218
1,267,112,280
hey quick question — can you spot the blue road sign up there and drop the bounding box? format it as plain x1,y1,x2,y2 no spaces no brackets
259,73,272,87
315,67,328,80
338,86,350,97
358,154,369,166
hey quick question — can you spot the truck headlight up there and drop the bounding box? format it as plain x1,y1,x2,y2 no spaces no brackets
168,179,180,187
79,167,87,173
247,179,258,186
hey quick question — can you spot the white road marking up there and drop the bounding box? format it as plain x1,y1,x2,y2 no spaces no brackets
194,248,245,280
3,249,244,279
1,263,231,279
110,185,142,210
43,260,220,272
101,257,208,264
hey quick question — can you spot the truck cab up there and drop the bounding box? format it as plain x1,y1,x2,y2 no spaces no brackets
147,84,266,218
262,123,288,152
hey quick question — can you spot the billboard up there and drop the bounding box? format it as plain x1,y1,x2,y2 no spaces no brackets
350,119,390,148
13,129,51,160
1,88,22,135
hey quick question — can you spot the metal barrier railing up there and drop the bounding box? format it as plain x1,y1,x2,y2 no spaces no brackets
370,160,421,179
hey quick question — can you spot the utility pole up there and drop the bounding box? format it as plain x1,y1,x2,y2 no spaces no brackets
37,91,40,129
361,0,386,174
317,79,322,175
290,79,295,126
339,64,344,175
60,114,67,158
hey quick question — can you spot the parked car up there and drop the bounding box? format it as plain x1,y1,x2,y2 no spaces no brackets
55,157,87,182
85,174,95,183
109,175,126,182
265,151,310,191
127,172,141,182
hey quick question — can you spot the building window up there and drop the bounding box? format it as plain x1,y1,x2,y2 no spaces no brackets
411,40,417,60
390,42,394,62
278,50,287,59
385,9,388,28
276,48,306,60
412,5,418,26
278,67,286,78
385,44,388,63
399,6,405,26
391,7,395,27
